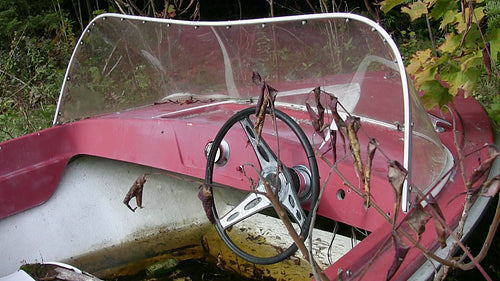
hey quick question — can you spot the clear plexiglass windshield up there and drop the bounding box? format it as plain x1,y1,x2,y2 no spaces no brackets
54,13,451,211
56,14,409,123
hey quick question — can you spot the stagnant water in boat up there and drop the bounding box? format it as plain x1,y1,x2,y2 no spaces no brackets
58,223,317,281
109,258,275,281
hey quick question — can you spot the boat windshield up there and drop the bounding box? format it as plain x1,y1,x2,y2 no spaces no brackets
55,13,450,210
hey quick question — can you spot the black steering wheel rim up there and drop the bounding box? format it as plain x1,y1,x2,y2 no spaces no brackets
205,106,320,265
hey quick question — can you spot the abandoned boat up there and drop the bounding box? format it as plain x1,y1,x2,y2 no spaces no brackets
0,13,498,281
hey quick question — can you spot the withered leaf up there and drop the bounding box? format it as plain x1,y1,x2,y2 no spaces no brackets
268,85,278,106
347,116,363,182
254,93,269,140
363,138,378,208
123,174,147,212
306,87,327,138
252,71,262,85
386,230,410,281
216,251,225,270
312,87,325,127
388,161,407,192
405,203,431,241
427,194,447,248
329,95,347,155
198,184,215,224
253,72,265,117
252,72,278,141
330,130,338,163
466,149,499,188
306,102,324,138
388,161,408,227
481,175,500,197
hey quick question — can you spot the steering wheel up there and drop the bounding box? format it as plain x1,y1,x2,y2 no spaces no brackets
205,106,319,265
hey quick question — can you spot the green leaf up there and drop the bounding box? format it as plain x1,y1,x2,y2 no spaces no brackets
475,6,486,21
402,1,429,21
420,80,453,108
414,48,433,65
439,9,458,30
438,33,461,53
486,96,500,125
437,53,450,65
168,4,176,14
430,0,458,20
462,28,481,50
407,49,433,77
461,50,483,70
444,72,466,95
414,64,439,89
453,7,484,33
486,27,500,61
462,67,481,97
440,62,481,97
380,0,405,13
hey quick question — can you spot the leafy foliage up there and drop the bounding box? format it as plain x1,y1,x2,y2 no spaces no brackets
381,0,500,110
0,1,76,141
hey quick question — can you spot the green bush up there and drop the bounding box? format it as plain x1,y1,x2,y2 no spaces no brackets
0,1,75,142
381,0,499,128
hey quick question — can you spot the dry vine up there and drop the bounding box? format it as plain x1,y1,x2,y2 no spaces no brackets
306,86,500,280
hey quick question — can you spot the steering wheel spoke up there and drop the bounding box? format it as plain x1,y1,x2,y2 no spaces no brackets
219,191,271,229
279,179,307,226
239,116,279,172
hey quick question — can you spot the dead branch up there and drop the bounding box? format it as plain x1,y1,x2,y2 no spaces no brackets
311,89,498,279
261,179,329,281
